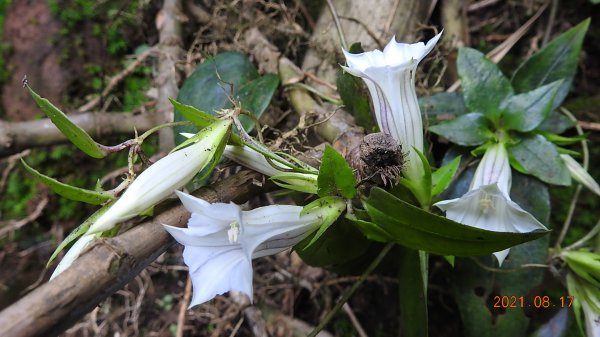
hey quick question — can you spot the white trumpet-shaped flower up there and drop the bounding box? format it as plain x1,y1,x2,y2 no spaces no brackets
434,143,547,265
342,32,442,181
50,119,231,280
163,191,345,307
88,119,232,234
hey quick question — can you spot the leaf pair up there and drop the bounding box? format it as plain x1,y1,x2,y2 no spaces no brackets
429,19,590,186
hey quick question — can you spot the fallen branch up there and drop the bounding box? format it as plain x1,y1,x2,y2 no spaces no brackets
0,111,155,158
0,170,266,337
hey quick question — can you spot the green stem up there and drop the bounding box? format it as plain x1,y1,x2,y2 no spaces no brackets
555,107,588,249
306,242,394,337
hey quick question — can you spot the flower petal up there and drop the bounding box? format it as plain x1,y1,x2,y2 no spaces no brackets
176,191,241,235
383,32,443,66
434,183,547,265
183,245,253,307
470,144,511,196
162,224,231,246
241,205,320,257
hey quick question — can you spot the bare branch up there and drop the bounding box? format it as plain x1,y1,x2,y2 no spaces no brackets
0,111,155,158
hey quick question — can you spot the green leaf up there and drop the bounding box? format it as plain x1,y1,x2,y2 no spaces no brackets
348,42,365,54
419,92,468,123
538,130,585,145
169,98,218,128
301,196,346,248
457,48,513,123
337,68,375,130
432,156,461,196
500,80,562,132
512,19,590,108
47,203,112,266
235,73,280,130
509,134,571,185
175,52,276,144
363,187,549,256
429,113,493,146
27,85,106,158
350,217,394,242
295,217,372,273
398,247,428,337
22,159,114,205
317,145,357,199
537,110,575,134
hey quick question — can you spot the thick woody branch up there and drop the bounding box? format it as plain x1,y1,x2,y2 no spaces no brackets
0,170,266,337
0,111,155,158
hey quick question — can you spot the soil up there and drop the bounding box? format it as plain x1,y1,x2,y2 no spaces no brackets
2,0,71,121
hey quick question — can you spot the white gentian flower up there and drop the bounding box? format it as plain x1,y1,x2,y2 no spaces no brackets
342,32,442,182
561,154,600,197
223,144,318,194
88,119,231,234
50,119,231,280
163,191,345,307
434,143,547,265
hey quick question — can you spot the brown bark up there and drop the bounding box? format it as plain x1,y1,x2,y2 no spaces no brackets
0,170,266,337
0,111,155,158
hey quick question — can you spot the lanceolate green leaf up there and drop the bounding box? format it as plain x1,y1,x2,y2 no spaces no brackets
432,156,461,196
363,188,549,256
457,48,513,123
512,19,590,108
22,159,114,205
27,85,106,158
317,145,357,199
500,80,562,132
170,98,218,128
429,113,492,146
509,134,571,185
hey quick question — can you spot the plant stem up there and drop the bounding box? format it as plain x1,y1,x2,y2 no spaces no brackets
306,242,394,337
555,107,588,248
